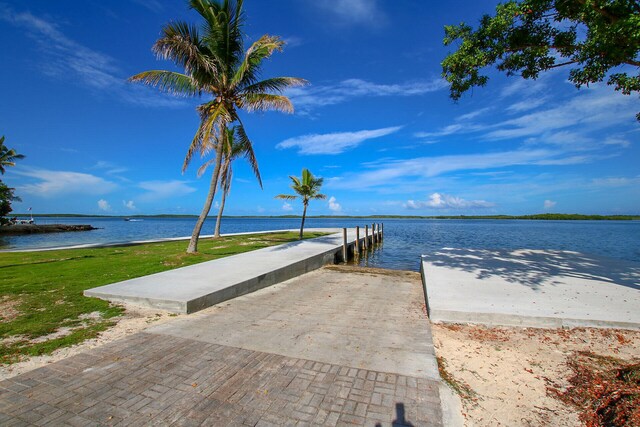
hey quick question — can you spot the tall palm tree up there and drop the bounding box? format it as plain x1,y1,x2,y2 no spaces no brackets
0,136,25,175
198,125,261,238
275,168,326,240
129,0,306,253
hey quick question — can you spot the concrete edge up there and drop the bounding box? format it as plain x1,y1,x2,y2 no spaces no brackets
184,248,339,313
419,259,432,319
429,309,640,331
82,291,187,313
438,383,464,427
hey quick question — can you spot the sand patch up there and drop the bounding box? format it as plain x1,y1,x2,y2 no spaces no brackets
0,303,185,381
432,324,640,426
0,297,21,322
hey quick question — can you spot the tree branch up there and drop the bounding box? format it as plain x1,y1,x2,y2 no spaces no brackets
574,0,620,24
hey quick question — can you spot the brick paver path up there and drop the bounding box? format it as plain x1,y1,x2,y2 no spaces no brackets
0,334,441,426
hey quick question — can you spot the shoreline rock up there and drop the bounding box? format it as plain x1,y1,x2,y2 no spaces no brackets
0,224,98,235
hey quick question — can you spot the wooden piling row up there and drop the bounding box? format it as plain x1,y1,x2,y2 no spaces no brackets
340,222,384,263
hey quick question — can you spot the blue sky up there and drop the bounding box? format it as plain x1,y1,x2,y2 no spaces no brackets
1,0,638,216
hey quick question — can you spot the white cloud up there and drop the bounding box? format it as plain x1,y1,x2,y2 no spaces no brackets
313,0,384,26
287,78,446,111
543,199,557,209
507,97,548,113
131,0,164,13
328,196,342,212
282,36,303,48
405,193,494,210
97,199,111,211
138,180,196,201
122,200,136,210
277,126,402,155
415,83,635,150
484,85,636,141
456,108,491,121
591,176,640,187
331,149,566,191
15,168,117,197
282,202,293,211
414,124,465,139
604,137,630,148
91,161,128,176
500,76,549,98
0,6,184,108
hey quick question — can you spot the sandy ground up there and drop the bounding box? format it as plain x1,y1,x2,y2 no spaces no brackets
432,323,640,427
0,303,186,381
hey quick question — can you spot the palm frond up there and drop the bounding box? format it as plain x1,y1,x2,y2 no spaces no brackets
240,94,294,113
153,21,218,77
196,158,217,177
234,120,262,188
219,159,233,194
275,194,297,200
288,175,301,187
193,0,244,79
128,70,201,97
183,101,231,171
231,35,284,88
243,77,308,95
0,137,25,175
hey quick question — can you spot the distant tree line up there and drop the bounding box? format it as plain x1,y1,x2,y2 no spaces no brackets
0,136,24,225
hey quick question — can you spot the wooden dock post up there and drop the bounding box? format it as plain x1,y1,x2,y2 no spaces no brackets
342,228,348,262
364,225,369,250
372,223,377,244
380,223,384,240
355,226,360,254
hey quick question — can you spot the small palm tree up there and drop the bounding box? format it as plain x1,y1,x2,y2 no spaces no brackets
276,168,326,240
198,126,261,238
129,0,306,253
0,136,25,175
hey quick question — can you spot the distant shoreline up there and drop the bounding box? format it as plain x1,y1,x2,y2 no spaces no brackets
0,224,97,235
11,213,640,221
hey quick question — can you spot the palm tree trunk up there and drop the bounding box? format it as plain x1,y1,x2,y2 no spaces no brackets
213,159,231,239
299,203,307,240
186,142,224,253
213,185,227,238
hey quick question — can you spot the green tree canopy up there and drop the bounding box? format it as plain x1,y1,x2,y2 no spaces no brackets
0,182,20,225
275,168,326,239
442,0,640,118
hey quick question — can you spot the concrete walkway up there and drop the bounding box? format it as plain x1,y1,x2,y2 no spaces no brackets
85,229,374,314
421,248,640,329
0,266,445,426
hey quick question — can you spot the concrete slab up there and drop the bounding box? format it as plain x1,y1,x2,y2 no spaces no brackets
84,228,375,314
421,248,640,330
148,265,440,380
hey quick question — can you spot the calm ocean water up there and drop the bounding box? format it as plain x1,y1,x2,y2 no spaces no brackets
1,217,639,270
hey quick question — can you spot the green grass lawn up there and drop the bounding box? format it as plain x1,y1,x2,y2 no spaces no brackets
0,231,326,364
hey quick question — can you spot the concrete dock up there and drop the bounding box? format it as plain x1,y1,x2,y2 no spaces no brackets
1,266,448,426
421,248,640,329
85,228,376,314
